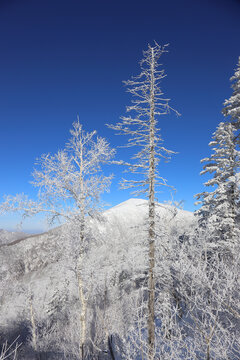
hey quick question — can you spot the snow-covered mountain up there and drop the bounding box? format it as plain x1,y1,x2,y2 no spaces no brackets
104,198,193,234
0,199,195,358
0,229,28,246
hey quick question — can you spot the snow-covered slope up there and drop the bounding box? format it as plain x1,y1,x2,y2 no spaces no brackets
0,198,195,357
0,229,28,246
104,198,193,233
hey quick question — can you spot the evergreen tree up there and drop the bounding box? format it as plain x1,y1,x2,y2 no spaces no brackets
222,57,240,131
195,121,240,249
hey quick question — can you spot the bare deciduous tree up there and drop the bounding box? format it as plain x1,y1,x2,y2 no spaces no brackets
1,119,115,359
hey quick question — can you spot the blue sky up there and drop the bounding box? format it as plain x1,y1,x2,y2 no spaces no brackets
0,0,240,232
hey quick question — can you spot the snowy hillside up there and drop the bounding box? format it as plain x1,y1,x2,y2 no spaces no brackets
104,198,193,234
0,198,195,358
0,229,28,246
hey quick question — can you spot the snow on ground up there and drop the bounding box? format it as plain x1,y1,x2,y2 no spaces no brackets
0,198,195,333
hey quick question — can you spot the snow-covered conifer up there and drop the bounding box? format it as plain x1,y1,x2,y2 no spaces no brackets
107,42,178,359
195,121,240,249
222,57,240,131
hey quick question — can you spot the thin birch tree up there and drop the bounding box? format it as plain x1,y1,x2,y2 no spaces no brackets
107,42,178,359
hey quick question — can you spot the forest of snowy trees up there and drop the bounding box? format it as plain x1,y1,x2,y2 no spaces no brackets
0,44,240,360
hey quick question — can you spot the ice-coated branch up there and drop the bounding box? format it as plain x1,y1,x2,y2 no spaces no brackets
0,119,115,226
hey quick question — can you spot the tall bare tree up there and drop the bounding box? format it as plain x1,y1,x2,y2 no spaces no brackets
108,42,178,359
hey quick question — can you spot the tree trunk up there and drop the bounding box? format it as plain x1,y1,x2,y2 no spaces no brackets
206,341,210,360
108,335,115,360
228,135,236,250
77,263,87,360
148,46,156,360
29,295,37,354
78,132,87,359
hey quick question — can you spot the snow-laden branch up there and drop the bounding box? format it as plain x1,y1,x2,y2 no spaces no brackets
195,121,240,247
107,42,178,197
0,120,115,226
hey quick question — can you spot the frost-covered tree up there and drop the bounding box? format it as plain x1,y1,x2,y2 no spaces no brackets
108,42,178,359
1,119,115,359
173,231,240,360
1,120,114,225
195,121,240,249
222,57,240,132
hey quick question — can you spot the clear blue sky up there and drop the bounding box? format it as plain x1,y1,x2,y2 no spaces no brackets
0,0,240,232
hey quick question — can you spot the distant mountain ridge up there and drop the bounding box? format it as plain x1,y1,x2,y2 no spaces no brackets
0,229,28,246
